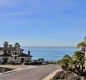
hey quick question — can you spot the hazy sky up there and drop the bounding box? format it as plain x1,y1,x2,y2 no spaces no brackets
0,0,85,47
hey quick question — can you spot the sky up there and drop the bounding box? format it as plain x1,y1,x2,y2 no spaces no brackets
0,0,85,47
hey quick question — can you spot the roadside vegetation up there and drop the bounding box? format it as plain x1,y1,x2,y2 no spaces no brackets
53,38,86,80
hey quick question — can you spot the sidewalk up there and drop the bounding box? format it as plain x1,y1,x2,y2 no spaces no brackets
42,69,62,80
0,64,36,69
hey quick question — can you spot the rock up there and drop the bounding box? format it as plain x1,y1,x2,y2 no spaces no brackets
53,71,86,80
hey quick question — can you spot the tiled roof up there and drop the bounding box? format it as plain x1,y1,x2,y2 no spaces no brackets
0,53,32,57
0,47,24,51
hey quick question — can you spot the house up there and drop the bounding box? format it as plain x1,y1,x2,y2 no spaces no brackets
0,41,32,64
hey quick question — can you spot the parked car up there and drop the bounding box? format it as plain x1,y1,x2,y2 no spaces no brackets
42,61,47,65
24,61,30,65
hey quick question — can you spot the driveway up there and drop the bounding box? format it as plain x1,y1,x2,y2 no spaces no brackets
0,64,61,80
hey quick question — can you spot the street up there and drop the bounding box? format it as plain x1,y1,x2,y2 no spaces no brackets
0,65,61,80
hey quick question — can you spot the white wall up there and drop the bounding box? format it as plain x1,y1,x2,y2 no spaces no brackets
0,57,11,63
0,51,4,55
11,56,19,62
0,56,32,64
0,57,3,63
28,57,32,62
20,57,31,61
8,57,12,63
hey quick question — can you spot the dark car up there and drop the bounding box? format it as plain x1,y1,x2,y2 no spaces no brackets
24,61,30,65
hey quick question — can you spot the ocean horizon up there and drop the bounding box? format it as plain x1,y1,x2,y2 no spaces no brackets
22,47,76,61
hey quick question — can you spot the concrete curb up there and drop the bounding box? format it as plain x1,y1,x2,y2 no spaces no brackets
0,66,37,75
41,69,62,80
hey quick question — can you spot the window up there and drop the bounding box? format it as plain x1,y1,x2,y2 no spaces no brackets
8,51,10,53
14,56,17,60
15,52,17,55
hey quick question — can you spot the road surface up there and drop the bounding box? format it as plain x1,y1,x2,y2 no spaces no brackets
0,65,61,80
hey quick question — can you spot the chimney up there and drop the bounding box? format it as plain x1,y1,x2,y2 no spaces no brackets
28,51,30,56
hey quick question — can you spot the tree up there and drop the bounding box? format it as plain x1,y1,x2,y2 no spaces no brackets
72,51,85,76
3,41,8,47
14,43,20,48
9,44,12,48
77,37,86,70
59,55,72,70
57,37,86,77
58,51,85,76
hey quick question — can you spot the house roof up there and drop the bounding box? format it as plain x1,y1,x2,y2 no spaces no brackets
0,47,24,51
0,53,32,57
20,53,32,57
0,47,32,57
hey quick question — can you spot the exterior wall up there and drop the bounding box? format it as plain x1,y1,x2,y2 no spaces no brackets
0,56,32,63
7,57,12,63
0,57,3,63
11,56,19,62
0,57,11,63
0,51,4,55
0,56,20,63
11,51,20,62
0,49,32,63
20,57,32,62
28,56,32,62
11,51,20,56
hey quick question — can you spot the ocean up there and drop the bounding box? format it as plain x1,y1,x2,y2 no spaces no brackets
23,47,76,61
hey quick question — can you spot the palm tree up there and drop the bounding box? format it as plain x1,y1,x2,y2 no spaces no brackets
60,55,72,70
72,51,85,76
58,52,85,76
73,51,84,61
14,43,20,48
3,41,8,48
62,55,72,60
77,37,86,70
9,44,12,48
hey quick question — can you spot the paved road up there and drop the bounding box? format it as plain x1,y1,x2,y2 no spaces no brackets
0,65,61,80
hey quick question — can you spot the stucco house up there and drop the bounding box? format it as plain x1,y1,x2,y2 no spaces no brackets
0,41,32,64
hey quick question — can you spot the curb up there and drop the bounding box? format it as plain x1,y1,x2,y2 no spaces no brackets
0,66,37,75
41,69,62,80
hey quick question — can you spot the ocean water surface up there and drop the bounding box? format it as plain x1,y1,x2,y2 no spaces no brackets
23,47,76,61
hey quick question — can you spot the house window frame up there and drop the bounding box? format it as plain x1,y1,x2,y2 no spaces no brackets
14,56,17,60
15,52,17,55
